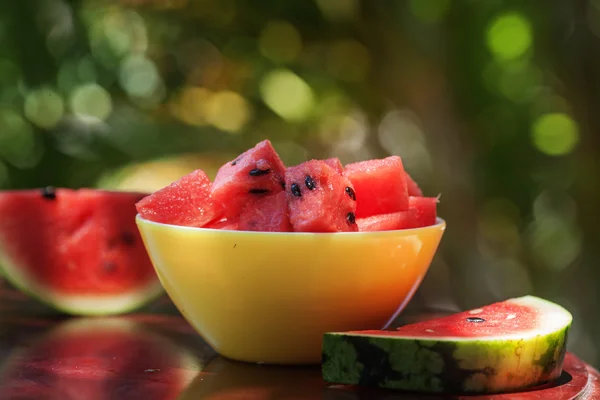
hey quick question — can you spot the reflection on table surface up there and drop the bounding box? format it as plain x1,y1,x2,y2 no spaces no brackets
1,280,598,400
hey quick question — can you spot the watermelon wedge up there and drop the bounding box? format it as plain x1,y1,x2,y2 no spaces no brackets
322,296,572,395
0,188,164,316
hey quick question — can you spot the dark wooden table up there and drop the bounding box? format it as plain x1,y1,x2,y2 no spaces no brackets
0,280,598,400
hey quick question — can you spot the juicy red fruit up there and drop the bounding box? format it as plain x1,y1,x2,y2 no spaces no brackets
409,196,437,227
344,156,409,218
238,192,292,232
210,140,286,218
356,196,438,232
285,160,358,233
324,157,344,174
136,169,221,228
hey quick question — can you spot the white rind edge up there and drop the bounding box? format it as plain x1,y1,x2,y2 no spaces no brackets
329,295,573,342
0,241,164,316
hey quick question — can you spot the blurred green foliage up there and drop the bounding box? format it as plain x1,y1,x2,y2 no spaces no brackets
1,0,599,367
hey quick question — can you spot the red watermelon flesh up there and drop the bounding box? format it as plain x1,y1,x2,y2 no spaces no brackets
210,140,286,218
356,196,438,231
285,160,358,233
406,171,423,197
135,169,221,227
409,195,438,227
356,211,414,232
324,157,344,174
0,188,163,316
344,156,409,218
238,191,292,232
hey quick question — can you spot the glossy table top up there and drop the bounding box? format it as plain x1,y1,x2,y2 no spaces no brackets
1,280,598,400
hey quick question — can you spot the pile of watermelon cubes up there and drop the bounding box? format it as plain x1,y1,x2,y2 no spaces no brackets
136,140,439,233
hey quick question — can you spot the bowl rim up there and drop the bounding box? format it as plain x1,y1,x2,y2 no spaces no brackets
136,214,446,236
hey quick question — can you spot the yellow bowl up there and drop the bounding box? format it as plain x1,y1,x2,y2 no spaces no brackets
136,215,446,365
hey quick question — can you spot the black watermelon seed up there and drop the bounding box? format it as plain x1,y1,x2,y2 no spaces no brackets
40,186,56,200
121,232,135,246
290,183,302,197
281,181,286,190
304,175,316,190
249,188,269,194
346,212,356,224
231,158,240,166
466,317,486,323
345,186,356,201
249,168,271,177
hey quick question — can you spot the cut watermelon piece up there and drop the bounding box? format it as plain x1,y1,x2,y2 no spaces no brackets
357,196,438,231
357,211,415,232
0,188,164,316
409,195,437,227
238,191,292,232
406,172,423,197
0,317,200,399
324,157,344,174
344,156,409,218
285,160,358,233
210,140,286,218
135,169,221,227
322,296,572,395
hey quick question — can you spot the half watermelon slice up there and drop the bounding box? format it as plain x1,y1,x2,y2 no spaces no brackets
322,296,572,395
0,188,164,316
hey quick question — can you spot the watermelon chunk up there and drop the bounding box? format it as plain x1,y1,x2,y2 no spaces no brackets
324,157,344,174
357,196,438,231
406,171,423,197
211,140,286,218
409,195,437,227
322,296,572,395
285,160,358,233
0,188,163,316
238,191,292,232
357,211,414,232
135,169,221,227
344,156,409,218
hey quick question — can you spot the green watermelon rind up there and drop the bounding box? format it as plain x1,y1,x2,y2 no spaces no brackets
321,296,572,395
0,243,165,317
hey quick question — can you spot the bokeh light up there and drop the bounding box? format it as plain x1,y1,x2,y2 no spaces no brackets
531,113,579,156
259,20,302,64
204,91,251,133
259,69,315,122
0,109,43,169
24,88,65,129
486,12,532,61
119,55,161,99
69,83,113,121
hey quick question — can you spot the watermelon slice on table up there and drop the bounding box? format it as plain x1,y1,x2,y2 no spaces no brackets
210,140,287,218
344,156,409,218
322,296,572,395
0,188,164,316
135,169,222,228
285,160,358,233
